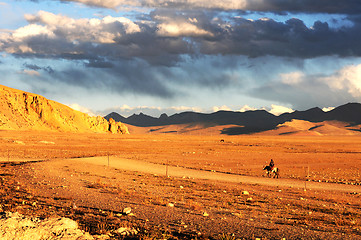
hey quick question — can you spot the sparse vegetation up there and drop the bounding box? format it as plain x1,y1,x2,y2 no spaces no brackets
217,233,236,240
0,131,361,239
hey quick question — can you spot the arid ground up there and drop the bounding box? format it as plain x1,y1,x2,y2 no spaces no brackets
1,130,361,239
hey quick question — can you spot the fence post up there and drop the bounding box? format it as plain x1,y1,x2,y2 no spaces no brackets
166,159,169,177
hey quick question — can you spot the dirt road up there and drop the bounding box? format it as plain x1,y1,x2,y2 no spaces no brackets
74,156,361,193
2,155,361,239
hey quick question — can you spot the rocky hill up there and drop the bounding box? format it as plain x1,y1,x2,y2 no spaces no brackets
0,85,128,134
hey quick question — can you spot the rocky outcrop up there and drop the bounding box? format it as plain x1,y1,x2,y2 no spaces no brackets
0,85,129,134
108,117,129,134
0,212,94,240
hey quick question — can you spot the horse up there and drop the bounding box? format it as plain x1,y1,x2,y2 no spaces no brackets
263,165,280,178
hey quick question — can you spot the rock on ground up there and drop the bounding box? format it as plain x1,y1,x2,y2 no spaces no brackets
0,212,94,240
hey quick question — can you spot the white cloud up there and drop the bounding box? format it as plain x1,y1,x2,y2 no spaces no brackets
13,24,55,40
280,71,304,85
268,104,294,116
19,69,41,76
253,62,361,110
115,104,133,111
67,103,97,116
157,21,213,37
212,105,232,112
62,0,125,9
2,11,141,54
323,64,361,97
322,107,334,112
238,105,257,112
61,0,248,10
238,104,293,116
169,106,202,112
154,14,213,37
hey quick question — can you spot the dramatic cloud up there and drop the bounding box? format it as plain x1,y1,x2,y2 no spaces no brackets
2,10,361,63
2,7,360,109
55,0,361,14
1,11,142,55
2,0,361,116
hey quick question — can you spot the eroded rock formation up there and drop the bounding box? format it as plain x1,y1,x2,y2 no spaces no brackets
0,85,129,134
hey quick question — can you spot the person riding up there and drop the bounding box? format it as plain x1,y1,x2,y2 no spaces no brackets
269,159,275,170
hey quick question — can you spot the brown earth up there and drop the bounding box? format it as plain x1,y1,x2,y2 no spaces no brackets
259,119,361,136
125,119,361,137
0,130,361,239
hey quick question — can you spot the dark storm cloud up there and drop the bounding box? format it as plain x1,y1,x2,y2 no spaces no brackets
245,0,361,15
45,59,176,98
23,63,55,74
3,11,361,63
28,0,361,14
199,16,361,58
25,54,241,100
23,63,42,70
85,60,114,68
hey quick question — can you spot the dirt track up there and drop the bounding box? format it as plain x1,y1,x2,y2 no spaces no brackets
74,156,361,193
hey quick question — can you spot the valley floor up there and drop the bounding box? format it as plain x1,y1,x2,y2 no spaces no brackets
0,131,361,239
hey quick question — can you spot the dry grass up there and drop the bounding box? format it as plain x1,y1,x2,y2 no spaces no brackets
0,131,361,239
2,131,361,186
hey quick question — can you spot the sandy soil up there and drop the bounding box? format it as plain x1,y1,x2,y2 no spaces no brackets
0,130,361,239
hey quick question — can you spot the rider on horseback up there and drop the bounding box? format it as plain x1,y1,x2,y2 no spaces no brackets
263,159,279,178
269,159,275,170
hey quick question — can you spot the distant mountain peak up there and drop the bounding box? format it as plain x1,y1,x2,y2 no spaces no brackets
159,113,168,119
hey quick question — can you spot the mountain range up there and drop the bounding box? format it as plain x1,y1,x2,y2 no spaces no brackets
1,83,360,135
105,103,361,135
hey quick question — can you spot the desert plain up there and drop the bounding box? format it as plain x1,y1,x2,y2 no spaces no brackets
0,129,361,239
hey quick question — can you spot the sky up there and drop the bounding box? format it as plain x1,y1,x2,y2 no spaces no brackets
1,0,361,117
